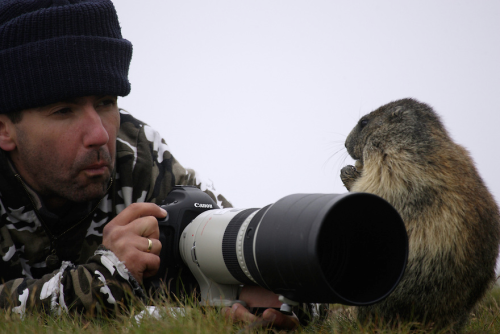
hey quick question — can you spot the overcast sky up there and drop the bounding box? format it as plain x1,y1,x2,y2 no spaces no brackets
113,1,500,211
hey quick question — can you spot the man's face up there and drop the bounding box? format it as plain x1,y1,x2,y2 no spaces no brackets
6,95,120,208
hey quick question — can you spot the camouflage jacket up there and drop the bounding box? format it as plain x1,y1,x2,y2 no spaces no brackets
0,110,230,317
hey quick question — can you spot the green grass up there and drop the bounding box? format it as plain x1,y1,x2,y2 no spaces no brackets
2,286,500,334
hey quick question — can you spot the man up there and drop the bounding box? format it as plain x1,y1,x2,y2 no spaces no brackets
0,0,298,328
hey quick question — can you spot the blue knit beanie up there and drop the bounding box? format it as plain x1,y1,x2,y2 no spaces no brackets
0,0,133,114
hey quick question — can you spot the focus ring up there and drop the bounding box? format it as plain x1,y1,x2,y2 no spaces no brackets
243,204,272,289
222,209,259,285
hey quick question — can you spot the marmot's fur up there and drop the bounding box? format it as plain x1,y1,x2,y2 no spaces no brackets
340,98,500,332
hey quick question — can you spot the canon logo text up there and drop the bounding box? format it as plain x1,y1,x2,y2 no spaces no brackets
194,203,213,209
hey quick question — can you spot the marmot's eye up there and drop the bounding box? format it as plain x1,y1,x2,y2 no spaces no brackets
360,119,369,129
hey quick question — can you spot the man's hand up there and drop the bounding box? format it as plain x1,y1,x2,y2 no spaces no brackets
102,203,166,283
222,286,299,330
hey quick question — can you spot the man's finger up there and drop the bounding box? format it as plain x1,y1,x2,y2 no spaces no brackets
262,308,299,330
128,216,160,239
117,234,161,255
222,305,299,330
104,217,159,252
109,202,167,227
223,303,257,323
140,236,161,255
123,246,161,282
141,252,161,279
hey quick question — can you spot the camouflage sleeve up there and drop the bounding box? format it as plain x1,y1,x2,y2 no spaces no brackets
0,247,143,317
117,110,232,208
174,167,233,208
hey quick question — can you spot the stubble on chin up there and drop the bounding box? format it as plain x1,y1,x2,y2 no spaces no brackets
73,172,112,202
66,149,115,202
42,149,115,204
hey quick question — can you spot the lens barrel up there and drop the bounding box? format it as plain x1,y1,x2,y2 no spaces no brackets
180,192,408,306
253,192,407,305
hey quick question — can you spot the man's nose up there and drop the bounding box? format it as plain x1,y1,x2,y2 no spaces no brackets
82,106,109,148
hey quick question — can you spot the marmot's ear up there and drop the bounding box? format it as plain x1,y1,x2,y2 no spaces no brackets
390,106,407,119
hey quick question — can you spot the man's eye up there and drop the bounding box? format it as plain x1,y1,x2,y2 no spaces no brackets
54,107,72,115
98,99,117,107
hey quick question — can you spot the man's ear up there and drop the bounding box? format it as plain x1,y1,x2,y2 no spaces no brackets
0,115,17,151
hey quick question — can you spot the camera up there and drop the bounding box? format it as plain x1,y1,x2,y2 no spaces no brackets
146,186,408,309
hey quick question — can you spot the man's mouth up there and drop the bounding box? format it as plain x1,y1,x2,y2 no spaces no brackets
83,163,109,176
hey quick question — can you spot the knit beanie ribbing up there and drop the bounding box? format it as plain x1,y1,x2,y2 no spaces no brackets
0,0,132,114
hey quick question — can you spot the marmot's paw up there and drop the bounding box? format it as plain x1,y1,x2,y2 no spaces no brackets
340,165,361,191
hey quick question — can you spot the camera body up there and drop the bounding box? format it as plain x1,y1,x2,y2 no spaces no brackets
147,185,408,307
150,186,219,287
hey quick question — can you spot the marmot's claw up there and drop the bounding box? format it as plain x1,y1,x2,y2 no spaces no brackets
340,165,361,191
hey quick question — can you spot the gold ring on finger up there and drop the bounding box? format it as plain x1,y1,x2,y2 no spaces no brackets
146,238,153,253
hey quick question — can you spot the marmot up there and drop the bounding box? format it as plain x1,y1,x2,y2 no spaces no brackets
340,98,500,332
